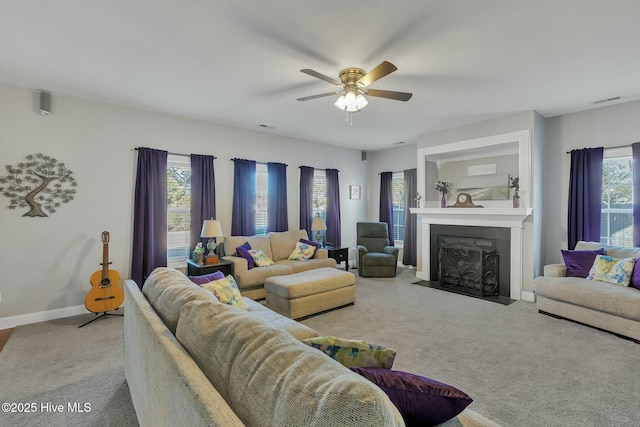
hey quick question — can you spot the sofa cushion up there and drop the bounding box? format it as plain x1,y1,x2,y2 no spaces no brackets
248,248,275,267
534,276,640,321
288,241,316,261
561,248,606,278
188,270,225,285
236,242,255,269
269,229,309,261
243,297,318,340
275,257,337,273
303,336,396,369
142,267,218,334
350,367,473,427
363,252,398,266
224,235,273,260
176,300,404,427
233,264,294,289
587,255,636,286
300,238,321,257
576,241,640,259
201,275,247,310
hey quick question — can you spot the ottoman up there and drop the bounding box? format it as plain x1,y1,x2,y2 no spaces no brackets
265,267,356,319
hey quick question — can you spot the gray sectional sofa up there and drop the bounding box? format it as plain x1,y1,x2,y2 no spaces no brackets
222,229,336,300
124,267,499,426
534,241,640,341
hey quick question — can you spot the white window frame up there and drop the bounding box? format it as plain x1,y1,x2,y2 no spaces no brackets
313,169,328,244
601,147,633,246
167,154,191,268
255,163,269,236
391,172,405,247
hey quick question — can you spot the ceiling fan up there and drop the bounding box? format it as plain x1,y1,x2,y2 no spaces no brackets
297,61,412,122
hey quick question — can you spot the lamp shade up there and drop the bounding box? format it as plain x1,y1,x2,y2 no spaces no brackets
311,216,326,231
201,219,223,238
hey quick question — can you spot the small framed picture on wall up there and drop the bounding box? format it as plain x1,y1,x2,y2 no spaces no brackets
349,185,361,200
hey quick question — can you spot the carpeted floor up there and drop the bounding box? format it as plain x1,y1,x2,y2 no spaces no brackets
1,268,639,426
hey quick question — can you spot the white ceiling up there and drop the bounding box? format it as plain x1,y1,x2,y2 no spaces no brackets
2,1,640,151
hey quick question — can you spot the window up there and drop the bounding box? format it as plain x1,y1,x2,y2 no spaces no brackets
255,163,268,236
392,172,405,243
167,155,191,265
313,169,327,243
601,150,633,246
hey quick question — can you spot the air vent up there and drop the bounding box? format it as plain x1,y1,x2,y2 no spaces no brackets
393,141,405,145
593,96,622,105
258,124,275,129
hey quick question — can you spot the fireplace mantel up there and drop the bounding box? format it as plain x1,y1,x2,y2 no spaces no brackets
409,208,532,228
411,207,533,300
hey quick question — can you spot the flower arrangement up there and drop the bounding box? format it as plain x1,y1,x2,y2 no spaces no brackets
510,176,519,192
414,193,422,203
435,180,451,194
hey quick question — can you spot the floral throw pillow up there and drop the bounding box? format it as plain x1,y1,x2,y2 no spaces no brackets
247,249,274,267
288,241,316,261
587,255,636,286
201,275,247,310
303,336,396,369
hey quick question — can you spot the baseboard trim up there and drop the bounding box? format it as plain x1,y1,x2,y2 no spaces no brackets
520,291,535,302
0,305,88,330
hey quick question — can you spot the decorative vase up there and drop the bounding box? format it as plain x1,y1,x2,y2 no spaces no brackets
513,192,520,208
441,193,447,208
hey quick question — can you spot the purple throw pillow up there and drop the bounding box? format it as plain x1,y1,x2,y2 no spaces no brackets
350,367,472,426
631,259,640,290
188,270,225,285
300,238,321,258
236,242,255,269
561,248,606,278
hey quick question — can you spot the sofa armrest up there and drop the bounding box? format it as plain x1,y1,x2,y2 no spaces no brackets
315,248,329,259
222,255,248,274
544,263,567,278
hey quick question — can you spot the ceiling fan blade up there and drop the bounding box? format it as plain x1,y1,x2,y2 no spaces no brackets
366,89,413,101
357,61,398,87
300,69,342,86
297,92,340,101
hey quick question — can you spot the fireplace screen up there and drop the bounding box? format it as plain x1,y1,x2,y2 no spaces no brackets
438,240,499,297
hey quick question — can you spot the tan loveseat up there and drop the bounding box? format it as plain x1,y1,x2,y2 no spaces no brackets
223,229,336,299
534,241,640,341
124,267,498,427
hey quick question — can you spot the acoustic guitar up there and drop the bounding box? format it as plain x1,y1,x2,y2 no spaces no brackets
85,231,124,313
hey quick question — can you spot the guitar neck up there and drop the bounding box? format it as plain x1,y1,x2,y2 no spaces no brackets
102,242,109,279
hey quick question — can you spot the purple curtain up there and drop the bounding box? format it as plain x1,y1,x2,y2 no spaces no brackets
379,172,394,246
231,159,256,236
326,168,341,247
299,166,314,237
403,168,418,266
190,154,216,250
131,148,167,288
268,162,288,232
633,143,640,246
568,147,603,249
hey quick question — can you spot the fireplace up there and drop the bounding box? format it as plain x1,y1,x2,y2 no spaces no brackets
438,239,499,297
430,225,511,298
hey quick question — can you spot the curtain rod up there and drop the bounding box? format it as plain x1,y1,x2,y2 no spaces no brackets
298,166,340,172
565,143,638,154
134,147,217,159
378,170,403,175
231,158,288,167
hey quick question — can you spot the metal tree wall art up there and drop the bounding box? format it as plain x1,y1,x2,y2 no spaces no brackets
0,153,77,217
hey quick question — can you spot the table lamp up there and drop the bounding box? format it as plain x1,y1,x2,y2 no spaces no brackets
311,215,326,245
200,219,223,263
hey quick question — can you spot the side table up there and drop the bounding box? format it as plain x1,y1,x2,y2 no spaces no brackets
325,246,349,271
187,259,233,277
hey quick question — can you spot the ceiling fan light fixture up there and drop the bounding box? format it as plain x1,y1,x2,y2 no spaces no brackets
355,94,368,109
334,94,347,110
